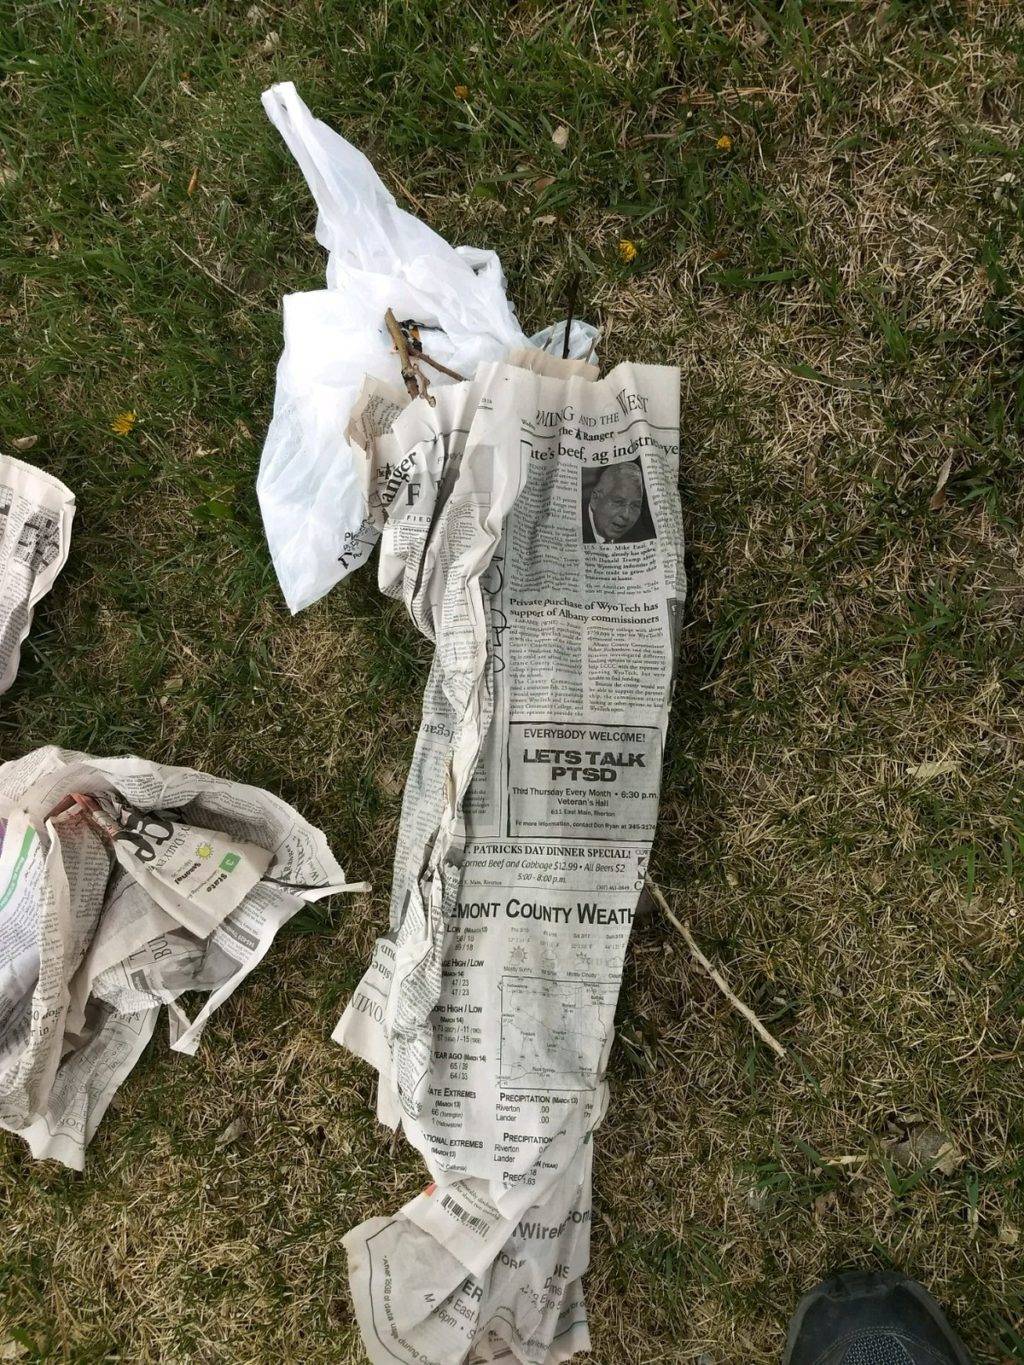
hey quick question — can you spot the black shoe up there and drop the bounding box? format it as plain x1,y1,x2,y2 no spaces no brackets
782,1269,973,1364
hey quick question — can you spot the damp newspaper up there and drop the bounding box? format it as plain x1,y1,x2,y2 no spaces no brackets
0,453,75,697
334,355,684,1364
0,748,360,1169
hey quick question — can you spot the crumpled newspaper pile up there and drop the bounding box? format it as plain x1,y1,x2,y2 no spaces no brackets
0,746,363,1169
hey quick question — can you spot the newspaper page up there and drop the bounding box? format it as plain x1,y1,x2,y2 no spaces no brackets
0,748,365,1169
335,356,684,1363
0,453,75,696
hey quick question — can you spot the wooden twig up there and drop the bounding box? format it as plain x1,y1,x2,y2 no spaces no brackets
170,240,259,307
386,313,463,399
418,351,466,382
385,308,420,400
671,86,801,110
390,173,430,217
645,879,787,1059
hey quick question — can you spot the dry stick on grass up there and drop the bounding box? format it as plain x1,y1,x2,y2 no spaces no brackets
645,878,787,1059
390,173,431,218
170,240,260,307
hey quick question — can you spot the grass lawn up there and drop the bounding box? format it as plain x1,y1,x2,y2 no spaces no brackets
2,2,1023,1360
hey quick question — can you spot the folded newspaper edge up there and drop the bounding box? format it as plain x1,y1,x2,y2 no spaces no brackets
0,452,75,697
258,83,600,615
0,747,367,1170
331,351,684,1363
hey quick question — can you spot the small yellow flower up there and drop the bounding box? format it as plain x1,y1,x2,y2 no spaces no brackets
453,84,470,100
716,133,733,152
617,239,637,264
110,410,136,436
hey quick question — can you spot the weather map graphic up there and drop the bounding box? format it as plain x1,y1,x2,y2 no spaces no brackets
498,974,617,1091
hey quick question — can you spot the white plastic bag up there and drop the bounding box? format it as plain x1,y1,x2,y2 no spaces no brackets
259,83,597,612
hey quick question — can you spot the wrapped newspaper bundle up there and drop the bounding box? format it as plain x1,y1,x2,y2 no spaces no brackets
0,747,364,1169
0,453,75,696
260,87,683,1360
258,83,598,613
333,352,685,1363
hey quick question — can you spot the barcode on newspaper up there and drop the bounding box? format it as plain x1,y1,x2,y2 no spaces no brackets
440,1192,488,1235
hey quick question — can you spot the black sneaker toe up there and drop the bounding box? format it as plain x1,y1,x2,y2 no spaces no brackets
782,1270,973,1365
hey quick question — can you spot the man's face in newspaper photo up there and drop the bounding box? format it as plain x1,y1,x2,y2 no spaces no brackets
590,464,644,541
